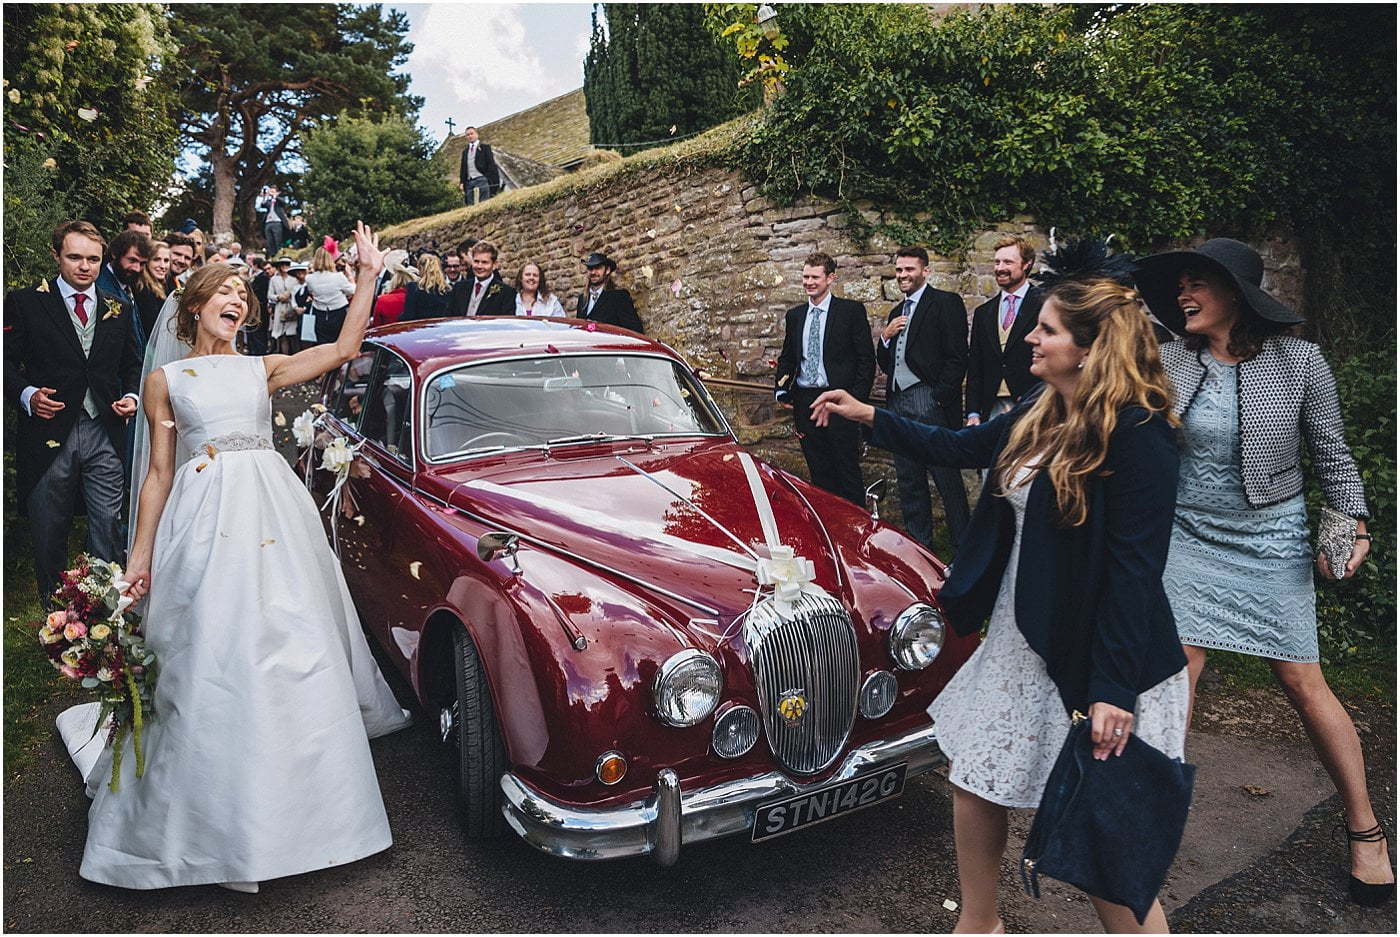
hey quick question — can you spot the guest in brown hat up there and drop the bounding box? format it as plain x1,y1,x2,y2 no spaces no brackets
573,252,643,333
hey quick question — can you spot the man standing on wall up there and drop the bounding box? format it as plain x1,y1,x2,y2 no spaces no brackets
458,126,501,205
876,246,970,548
449,241,516,316
256,184,291,253
965,235,1043,426
775,252,875,506
575,252,644,333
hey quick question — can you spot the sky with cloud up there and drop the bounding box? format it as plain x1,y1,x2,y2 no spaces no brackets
394,1,596,144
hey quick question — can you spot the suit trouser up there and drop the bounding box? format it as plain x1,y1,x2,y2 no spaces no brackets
790,386,864,506
889,383,970,549
464,177,492,204
263,222,284,252
27,413,125,601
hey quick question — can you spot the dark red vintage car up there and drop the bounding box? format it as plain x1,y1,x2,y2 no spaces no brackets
310,316,975,864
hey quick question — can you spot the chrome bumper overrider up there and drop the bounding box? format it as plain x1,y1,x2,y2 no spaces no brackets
500,721,944,866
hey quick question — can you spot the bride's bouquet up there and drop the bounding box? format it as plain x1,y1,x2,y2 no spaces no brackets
38,554,158,791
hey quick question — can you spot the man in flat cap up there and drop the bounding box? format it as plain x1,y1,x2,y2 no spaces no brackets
573,252,643,333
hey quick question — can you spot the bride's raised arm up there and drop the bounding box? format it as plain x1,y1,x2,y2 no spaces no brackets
264,221,385,392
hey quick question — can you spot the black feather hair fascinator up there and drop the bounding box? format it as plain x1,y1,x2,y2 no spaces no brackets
1032,229,1137,288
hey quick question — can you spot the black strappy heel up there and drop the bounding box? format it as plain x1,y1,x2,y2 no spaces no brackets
1345,823,1396,907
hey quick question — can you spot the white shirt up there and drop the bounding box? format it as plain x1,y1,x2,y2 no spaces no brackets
515,293,565,317
21,278,137,417
304,270,355,309
794,292,832,389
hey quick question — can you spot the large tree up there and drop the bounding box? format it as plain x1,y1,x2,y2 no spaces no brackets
584,3,753,155
168,3,418,242
300,113,458,236
2,2,179,288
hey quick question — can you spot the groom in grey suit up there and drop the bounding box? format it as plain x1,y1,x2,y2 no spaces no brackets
4,220,143,603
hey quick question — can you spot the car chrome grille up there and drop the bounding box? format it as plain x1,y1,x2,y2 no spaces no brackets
743,592,859,775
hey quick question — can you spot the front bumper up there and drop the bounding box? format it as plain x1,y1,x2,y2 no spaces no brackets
500,721,944,865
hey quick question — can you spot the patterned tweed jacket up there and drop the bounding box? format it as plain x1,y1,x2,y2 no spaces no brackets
1160,336,1369,518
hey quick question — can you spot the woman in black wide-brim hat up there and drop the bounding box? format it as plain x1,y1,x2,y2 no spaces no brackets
1135,238,1394,907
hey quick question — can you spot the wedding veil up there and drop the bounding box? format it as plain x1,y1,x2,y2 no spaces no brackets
127,290,191,549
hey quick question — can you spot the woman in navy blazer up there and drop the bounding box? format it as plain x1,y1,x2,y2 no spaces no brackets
814,279,1188,934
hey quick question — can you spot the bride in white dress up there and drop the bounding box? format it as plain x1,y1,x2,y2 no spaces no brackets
72,222,411,892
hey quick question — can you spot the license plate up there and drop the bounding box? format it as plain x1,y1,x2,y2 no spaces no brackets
751,764,908,842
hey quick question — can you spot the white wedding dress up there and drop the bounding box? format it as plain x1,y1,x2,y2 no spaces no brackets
65,353,411,889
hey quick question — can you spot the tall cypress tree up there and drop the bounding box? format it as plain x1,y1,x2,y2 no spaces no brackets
584,3,753,154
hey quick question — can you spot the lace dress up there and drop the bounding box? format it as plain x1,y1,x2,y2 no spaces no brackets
1162,354,1317,661
66,354,412,889
927,463,1189,808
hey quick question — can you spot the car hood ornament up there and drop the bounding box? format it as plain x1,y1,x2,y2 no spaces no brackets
777,689,808,727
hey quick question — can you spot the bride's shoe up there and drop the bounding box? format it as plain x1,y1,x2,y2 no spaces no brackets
218,880,259,894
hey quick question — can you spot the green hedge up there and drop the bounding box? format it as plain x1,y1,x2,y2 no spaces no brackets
1309,348,1396,664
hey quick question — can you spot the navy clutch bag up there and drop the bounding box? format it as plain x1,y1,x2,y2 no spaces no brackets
1020,715,1196,924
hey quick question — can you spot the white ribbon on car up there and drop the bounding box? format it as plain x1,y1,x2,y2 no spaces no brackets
293,407,361,557
318,436,365,557
736,452,826,617
615,454,828,631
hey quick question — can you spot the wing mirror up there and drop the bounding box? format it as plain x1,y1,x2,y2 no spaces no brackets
476,531,522,574
864,477,888,522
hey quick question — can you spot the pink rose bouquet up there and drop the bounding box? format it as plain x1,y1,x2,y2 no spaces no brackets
37,554,157,791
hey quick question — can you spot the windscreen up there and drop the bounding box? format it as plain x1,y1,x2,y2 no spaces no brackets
424,354,727,459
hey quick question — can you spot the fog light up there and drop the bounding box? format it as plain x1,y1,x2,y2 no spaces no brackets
860,671,898,719
712,705,760,758
595,751,627,785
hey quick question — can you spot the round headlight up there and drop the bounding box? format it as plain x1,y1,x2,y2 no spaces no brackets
889,603,945,671
711,705,760,758
860,670,898,719
653,649,722,727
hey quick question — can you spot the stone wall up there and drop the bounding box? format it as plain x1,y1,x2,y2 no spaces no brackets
387,160,1303,392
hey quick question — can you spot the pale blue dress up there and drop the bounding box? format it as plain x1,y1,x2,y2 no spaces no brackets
1162,354,1318,662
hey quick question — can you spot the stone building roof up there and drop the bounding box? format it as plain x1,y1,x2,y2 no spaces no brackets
495,149,565,189
437,88,593,176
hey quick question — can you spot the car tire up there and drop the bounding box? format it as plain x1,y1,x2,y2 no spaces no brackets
451,627,509,839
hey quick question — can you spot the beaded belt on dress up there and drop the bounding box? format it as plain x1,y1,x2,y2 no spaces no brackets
188,432,275,463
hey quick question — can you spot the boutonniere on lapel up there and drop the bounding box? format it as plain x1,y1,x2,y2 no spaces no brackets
36,280,51,293
102,299,123,321
485,282,501,298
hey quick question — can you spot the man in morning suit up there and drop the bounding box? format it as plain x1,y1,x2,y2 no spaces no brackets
775,252,875,506
458,126,501,205
256,184,291,253
876,246,970,547
96,228,152,349
965,234,1043,426
447,240,515,317
575,252,644,333
4,220,143,603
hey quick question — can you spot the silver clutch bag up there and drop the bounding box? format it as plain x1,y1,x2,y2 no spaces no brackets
1315,506,1356,579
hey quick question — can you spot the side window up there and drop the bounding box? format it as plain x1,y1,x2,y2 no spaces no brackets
359,352,413,463
332,348,377,429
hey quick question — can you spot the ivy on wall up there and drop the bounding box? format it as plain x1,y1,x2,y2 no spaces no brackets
721,2,1395,658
